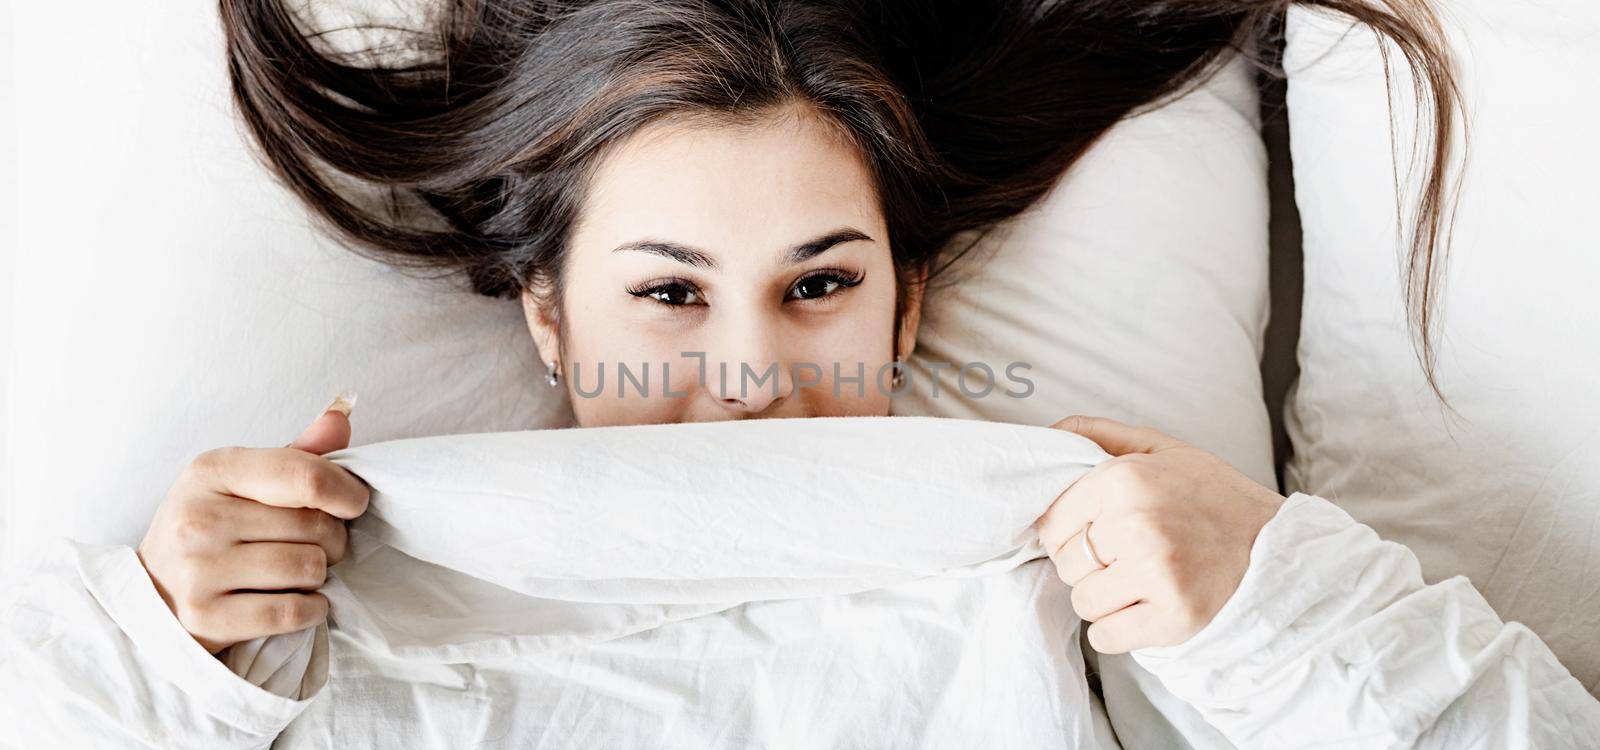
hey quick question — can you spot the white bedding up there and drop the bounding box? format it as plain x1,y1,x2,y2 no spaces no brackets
3,417,1597,748
280,417,1118,747
1283,2,1600,694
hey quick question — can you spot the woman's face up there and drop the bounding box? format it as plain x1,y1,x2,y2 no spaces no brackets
522,104,921,427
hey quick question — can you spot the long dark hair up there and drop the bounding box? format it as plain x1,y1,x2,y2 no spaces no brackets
219,0,1463,399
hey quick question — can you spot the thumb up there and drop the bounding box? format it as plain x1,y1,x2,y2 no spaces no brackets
1051,414,1181,457
285,390,358,455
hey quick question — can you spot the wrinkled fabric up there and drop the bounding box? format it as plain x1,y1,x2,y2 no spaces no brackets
1134,494,1600,748
1,417,1115,748
1282,2,1600,695
1,416,1596,749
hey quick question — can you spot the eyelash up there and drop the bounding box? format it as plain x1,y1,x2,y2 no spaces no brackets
627,268,865,310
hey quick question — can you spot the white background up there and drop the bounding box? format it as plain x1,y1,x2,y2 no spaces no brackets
2,0,19,542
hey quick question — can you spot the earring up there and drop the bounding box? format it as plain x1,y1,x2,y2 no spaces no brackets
545,360,561,388
891,359,906,388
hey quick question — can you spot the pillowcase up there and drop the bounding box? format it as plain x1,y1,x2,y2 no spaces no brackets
896,53,1274,491
0,2,16,532
1283,1,1600,693
1,3,570,573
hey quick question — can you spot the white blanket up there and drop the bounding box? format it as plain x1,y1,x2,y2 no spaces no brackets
3,416,1597,749
271,416,1118,747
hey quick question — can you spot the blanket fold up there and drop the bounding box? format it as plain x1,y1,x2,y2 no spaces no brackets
318,416,1109,661
255,416,1119,747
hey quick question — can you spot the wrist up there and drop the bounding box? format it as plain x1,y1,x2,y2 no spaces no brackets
1244,486,1288,545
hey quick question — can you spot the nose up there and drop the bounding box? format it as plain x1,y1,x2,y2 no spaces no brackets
705,313,794,415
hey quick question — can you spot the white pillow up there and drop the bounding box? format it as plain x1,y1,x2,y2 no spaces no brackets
897,55,1274,491
1,3,571,573
1284,2,1600,693
3,5,1272,744
0,1,17,528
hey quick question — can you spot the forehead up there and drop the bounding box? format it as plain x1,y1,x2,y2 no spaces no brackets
569,105,885,262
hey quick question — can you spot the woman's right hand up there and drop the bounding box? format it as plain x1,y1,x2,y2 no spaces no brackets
135,393,370,655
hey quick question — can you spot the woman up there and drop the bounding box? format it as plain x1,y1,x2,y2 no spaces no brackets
6,0,1596,747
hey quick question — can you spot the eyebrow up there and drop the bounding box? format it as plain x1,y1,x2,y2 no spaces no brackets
609,227,874,269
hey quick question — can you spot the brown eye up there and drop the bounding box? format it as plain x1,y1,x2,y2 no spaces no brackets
786,270,863,302
790,275,839,300
628,279,702,307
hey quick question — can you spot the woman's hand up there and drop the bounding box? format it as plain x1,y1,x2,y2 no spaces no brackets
1033,415,1285,654
135,396,370,655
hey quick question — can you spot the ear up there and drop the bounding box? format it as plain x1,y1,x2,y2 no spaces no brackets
895,267,927,363
520,287,563,369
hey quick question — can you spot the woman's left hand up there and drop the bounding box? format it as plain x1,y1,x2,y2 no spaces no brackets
1034,415,1286,654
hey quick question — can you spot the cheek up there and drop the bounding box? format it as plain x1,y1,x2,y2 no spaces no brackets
557,295,697,427
796,308,893,364
791,289,901,416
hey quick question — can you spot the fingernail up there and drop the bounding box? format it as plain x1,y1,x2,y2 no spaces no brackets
321,389,359,418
